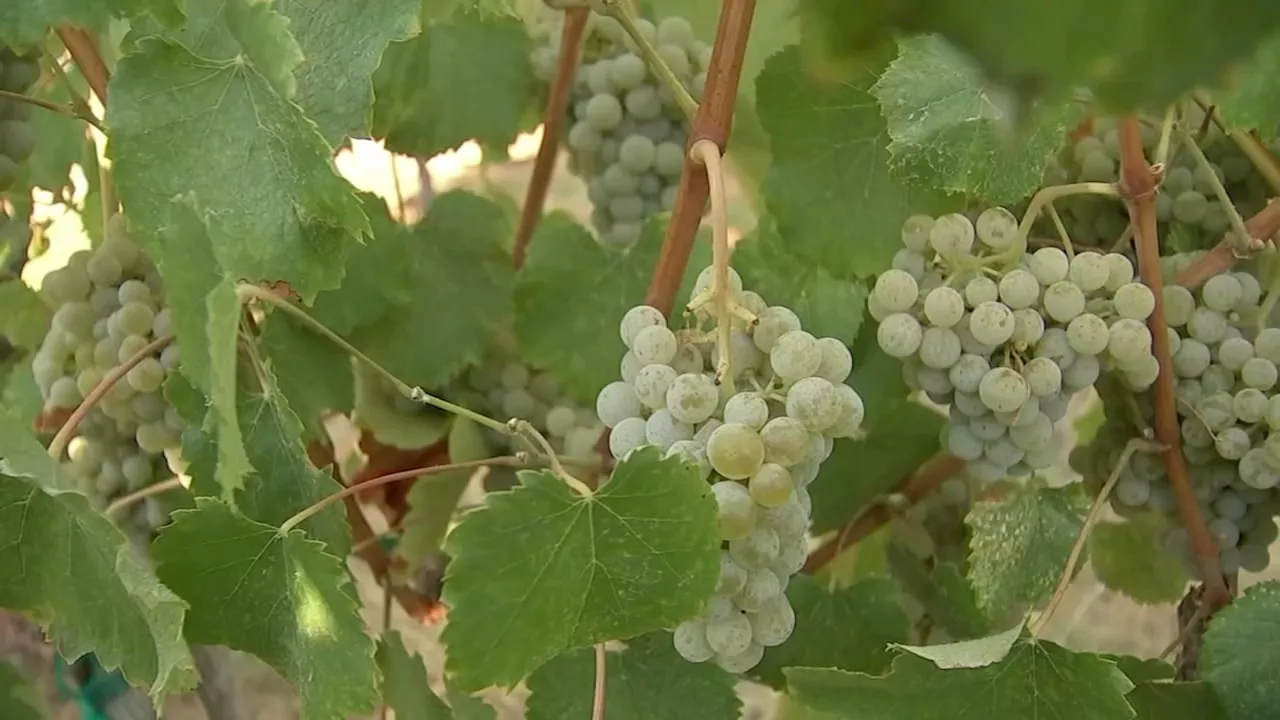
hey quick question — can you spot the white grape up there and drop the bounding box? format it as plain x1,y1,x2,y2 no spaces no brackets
665,440,711,479
918,327,962,369
666,372,719,424
1012,308,1045,345
929,213,975,256
759,417,810,466
1217,337,1254,372
1022,357,1062,397
1066,313,1109,355
877,313,923,358
1162,286,1196,327
748,597,797,647
785,377,841,432
1242,357,1278,391
814,337,853,384
1029,247,1069,285
979,367,1030,413
596,381,644,429
734,568,781,612
752,306,802,352
620,351,644,383
711,480,758,539
1042,281,1085,323
693,265,744,297
964,276,999,307
704,612,752,656
748,463,794,507
873,269,919,313
714,642,764,674
1173,338,1211,377
1114,283,1155,320
608,416,649,458
1108,318,1153,365
998,269,1040,310
948,354,990,394
729,525,780,569
710,330,762,376
706,423,765,479
1234,388,1269,424
826,384,865,438
673,620,715,663
645,409,693,450
1104,253,1135,291
1068,251,1109,292
1062,353,1100,389
1202,273,1243,312
923,286,965,327
902,215,935,251
770,330,822,381
724,392,769,430
716,552,748,596
968,301,1015,346
632,325,678,365
975,206,1017,249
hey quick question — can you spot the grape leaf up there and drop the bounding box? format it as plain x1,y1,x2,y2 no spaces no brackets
1,362,42,428
895,621,1022,668
349,190,513,389
1216,36,1280,141
965,482,1087,610
423,0,519,22
885,544,991,640
377,631,452,720
207,278,250,496
440,447,721,691
1089,515,1187,605
514,214,708,405
0,660,46,720
1109,655,1174,683
0,0,183,46
309,194,414,336
153,499,377,720
0,410,196,705
871,35,1083,204
1202,580,1280,720
1129,681,1228,720
525,632,741,720
792,0,1280,111
809,400,942,534
20,67,91,197
398,417,492,565
106,36,370,298
256,313,355,441
372,8,533,158
750,575,911,689
0,281,49,351
734,219,868,345
786,632,1136,719
755,45,957,279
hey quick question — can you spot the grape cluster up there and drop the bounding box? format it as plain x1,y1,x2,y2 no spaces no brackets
596,266,864,672
1072,267,1280,576
532,13,707,247
0,46,38,191
34,214,184,534
1041,117,1270,254
873,210,1157,484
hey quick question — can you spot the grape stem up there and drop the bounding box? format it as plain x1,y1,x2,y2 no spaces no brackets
1190,92,1280,195
1030,437,1164,637
592,644,608,720
511,418,594,496
1173,197,1280,288
46,335,175,461
1258,283,1280,335
1116,116,1231,612
1175,126,1254,252
512,7,591,270
0,88,103,130
55,26,110,104
234,283,509,436
1008,182,1120,261
1044,202,1075,257
1153,105,1177,168
103,476,185,516
592,0,699,123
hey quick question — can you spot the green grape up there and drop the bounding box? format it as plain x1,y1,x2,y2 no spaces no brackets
126,357,165,393
584,93,623,131
610,53,648,89
114,302,156,337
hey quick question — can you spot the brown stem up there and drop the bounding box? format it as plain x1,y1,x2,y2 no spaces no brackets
512,8,590,269
1173,200,1280,289
591,643,608,720
801,453,964,574
1116,117,1230,611
641,0,755,316
0,88,102,130
56,26,110,104
343,496,436,621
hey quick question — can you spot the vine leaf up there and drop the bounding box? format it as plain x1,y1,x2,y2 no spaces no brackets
1088,515,1187,605
0,409,197,706
1201,580,1280,720
786,625,1136,719
1216,36,1280,142
872,35,1083,204
734,219,868,345
755,45,957,279
373,8,533,158
750,575,910,689
1129,681,1228,720
153,499,378,720
809,400,942,534
399,417,492,566
0,0,183,46
514,214,707,405
885,544,991,640
965,482,1087,611
349,190,513,389
377,631,453,720
423,0,520,23
309,195,415,336
106,36,370,299
440,447,721,691
0,659,48,720
0,281,49,352
525,632,741,720
256,313,355,441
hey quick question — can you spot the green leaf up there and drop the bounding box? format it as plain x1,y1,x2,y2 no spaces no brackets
755,45,956,279
20,69,92,196
1202,580,1280,720
440,447,721,691
422,0,519,22
514,214,708,405
885,544,991,640
872,35,1083,204
525,632,741,720
734,219,868,345
1089,515,1187,605
1129,681,1228,720
373,8,533,158
1108,655,1174,683
350,364,452,450
256,313,355,440
349,190,513,388
965,482,1087,610
750,576,911,689
153,499,377,719
399,417,493,565
0,281,49,351
809,400,942,534
786,630,1136,719
0,411,196,705
0,660,47,720
106,36,370,298
0,0,183,46
309,194,415,335
1216,36,1280,141
377,631,452,720
1,362,42,428
208,278,250,496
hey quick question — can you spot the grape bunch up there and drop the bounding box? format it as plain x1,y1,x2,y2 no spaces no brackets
531,13,708,247
33,214,184,534
1071,267,1280,576
0,46,39,191
873,210,1158,484
595,266,864,672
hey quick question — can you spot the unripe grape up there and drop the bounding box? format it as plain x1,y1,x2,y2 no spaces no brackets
707,423,765,479
748,463,794,507
673,620,715,663
711,480,757,539
759,417,809,467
